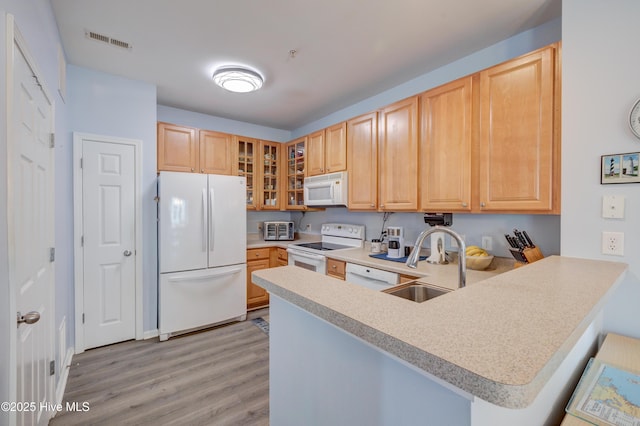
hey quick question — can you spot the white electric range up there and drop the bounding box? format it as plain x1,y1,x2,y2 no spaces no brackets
287,223,365,274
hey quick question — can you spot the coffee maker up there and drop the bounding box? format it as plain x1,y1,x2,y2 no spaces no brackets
386,226,404,258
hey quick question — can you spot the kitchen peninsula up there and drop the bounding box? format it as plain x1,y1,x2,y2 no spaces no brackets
252,256,627,425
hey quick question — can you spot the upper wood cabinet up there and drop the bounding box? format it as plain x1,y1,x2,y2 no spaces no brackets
347,112,378,210
259,141,281,210
419,76,475,212
378,96,419,211
157,122,233,175
199,130,232,175
477,44,558,213
307,122,347,176
157,122,198,172
284,137,307,210
233,135,258,209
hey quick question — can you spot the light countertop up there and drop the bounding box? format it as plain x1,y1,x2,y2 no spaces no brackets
247,234,512,291
252,256,628,408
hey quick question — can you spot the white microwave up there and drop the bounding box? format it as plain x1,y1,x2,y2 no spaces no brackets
303,171,348,207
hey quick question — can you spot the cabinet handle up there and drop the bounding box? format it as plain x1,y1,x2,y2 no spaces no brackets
462,202,468,207
370,204,375,207
332,265,337,269
191,168,195,172
201,169,204,173
480,202,486,207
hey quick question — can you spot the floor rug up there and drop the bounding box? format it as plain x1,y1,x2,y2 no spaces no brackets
251,317,269,335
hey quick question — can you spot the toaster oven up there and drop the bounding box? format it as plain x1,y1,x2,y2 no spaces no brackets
263,221,295,241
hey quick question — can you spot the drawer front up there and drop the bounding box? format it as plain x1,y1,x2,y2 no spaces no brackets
247,248,270,261
327,258,346,277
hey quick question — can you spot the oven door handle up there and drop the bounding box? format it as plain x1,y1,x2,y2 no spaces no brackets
286,249,326,261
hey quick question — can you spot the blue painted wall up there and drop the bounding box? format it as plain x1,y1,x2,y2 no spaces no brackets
67,65,158,332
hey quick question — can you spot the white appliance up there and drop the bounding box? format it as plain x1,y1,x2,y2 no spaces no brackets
287,223,364,274
158,171,247,341
386,226,404,258
262,221,295,241
304,171,348,207
426,232,448,264
345,263,399,290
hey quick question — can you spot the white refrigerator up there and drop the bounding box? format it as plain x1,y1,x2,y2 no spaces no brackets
158,171,247,341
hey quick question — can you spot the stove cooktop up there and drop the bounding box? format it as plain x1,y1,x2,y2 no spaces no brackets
293,241,353,251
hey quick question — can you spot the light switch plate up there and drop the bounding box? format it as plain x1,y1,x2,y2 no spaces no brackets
602,195,625,219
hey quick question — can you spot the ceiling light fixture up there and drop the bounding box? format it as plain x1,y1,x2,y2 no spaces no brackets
212,67,264,93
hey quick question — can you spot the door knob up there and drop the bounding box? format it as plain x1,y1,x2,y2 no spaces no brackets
123,250,132,257
17,311,40,326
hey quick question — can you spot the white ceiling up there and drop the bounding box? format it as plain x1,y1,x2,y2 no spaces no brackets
51,0,561,130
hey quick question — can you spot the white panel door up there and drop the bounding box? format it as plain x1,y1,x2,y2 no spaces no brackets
82,140,136,349
208,175,246,268
159,172,208,273
12,36,55,426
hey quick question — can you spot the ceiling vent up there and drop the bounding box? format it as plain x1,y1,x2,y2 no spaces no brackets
85,30,133,50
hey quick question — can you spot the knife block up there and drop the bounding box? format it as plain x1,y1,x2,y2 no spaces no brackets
513,246,544,268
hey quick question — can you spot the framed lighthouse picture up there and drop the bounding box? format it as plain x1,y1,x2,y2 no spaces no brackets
601,152,640,184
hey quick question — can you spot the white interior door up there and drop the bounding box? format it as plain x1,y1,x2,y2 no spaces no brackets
81,139,136,349
10,23,55,426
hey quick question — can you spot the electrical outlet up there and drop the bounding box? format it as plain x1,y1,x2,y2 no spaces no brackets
481,236,493,251
602,231,624,256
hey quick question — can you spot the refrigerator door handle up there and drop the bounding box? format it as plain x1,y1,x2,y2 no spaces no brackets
209,188,215,250
202,189,207,252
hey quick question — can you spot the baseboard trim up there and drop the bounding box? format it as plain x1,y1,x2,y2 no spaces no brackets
143,329,159,340
55,347,74,404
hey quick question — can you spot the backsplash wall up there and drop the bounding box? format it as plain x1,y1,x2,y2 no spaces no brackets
248,209,561,258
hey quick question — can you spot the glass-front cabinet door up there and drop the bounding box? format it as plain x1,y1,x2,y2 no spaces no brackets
233,136,257,209
260,141,280,210
285,138,306,210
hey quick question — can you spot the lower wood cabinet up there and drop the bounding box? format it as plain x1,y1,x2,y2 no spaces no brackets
326,258,346,280
276,247,288,266
247,248,271,310
246,246,289,310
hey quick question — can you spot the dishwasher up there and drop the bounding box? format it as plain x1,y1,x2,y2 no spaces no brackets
345,263,399,291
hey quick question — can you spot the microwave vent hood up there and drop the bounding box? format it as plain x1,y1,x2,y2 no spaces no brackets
303,171,348,207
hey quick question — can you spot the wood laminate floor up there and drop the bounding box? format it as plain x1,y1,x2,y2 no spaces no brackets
49,308,269,426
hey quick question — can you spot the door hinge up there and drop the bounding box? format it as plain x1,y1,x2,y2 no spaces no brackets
82,313,85,324
80,158,83,169
49,133,55,148
49,360,55,376
81,236,84,247
49,247,55,262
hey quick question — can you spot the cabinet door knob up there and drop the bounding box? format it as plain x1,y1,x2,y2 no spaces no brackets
462,202,468,207
370,204,375,207
480,202,486,207
201,169,204,173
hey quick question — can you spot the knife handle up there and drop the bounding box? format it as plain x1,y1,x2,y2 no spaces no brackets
522,230,535,247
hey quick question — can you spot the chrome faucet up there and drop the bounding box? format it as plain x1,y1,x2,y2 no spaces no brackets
406,225,466,288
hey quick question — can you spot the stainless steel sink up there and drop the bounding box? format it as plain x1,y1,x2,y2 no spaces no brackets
383,283,448,303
